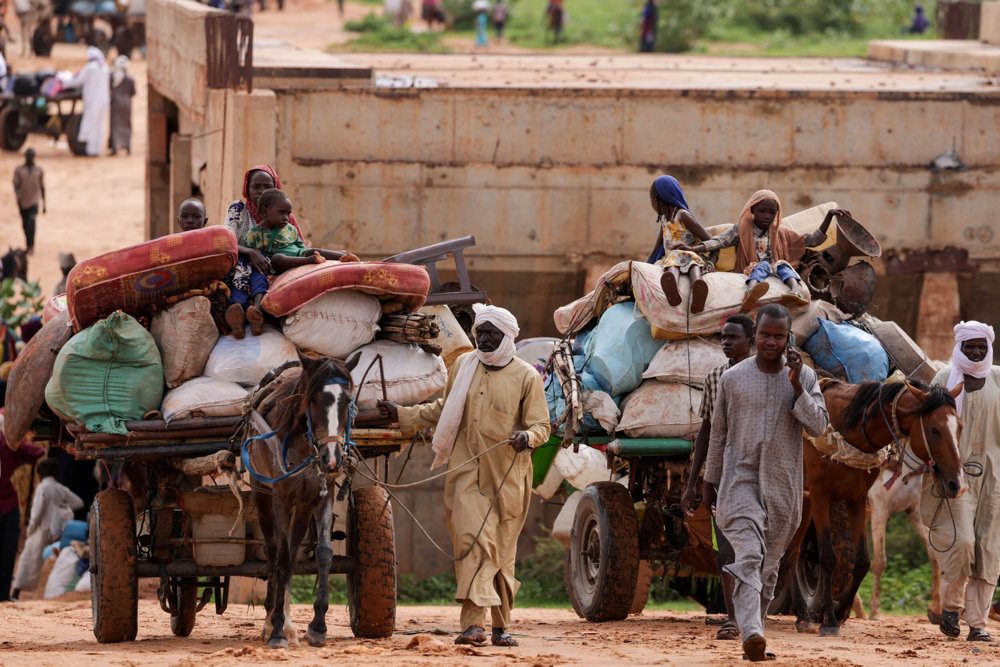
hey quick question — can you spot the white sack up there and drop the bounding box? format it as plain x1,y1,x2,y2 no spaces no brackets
617,380,702,439
161,377,249,423
203,325,299,387
44,548,79,599
554,444,609,490
642,336,727,387
282,290,381,360
150,296,219,389
349,340,448,410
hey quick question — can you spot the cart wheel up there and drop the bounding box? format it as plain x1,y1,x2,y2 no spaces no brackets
170,578,199,637
90,489,138,643
32,23,54,57
630,560,654,615
564,550,584,618
347,485,396,638
569,482,639,622
64,115,88,156
0,107,26,151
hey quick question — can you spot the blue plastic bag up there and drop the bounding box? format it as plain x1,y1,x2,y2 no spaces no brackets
584,302,666,398
804,319,890,383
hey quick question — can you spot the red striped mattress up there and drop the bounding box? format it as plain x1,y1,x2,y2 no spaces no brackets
261,261,430,317
66,227,238,331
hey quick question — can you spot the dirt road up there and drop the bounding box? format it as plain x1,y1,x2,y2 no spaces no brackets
1,598,997,666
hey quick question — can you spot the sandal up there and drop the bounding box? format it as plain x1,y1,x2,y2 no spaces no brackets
690,278,709,314
661,270,682,307
779,291,808,307
741,282,769,313
968,627,994,642
742,634,773,662
491,630,519,647
454,626,487,646
716,620,740,641
246,305,265,336
225,303,246,340
939,609,961,638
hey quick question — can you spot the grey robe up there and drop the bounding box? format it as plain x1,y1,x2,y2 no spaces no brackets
704,358,828,601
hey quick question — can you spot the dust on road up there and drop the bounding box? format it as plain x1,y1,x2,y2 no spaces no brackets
1,599,997,666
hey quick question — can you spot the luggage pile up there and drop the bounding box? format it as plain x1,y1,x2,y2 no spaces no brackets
540,204,934,488
4,228,472,445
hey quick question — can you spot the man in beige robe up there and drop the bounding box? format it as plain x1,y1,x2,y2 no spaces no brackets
925,320,1000,641
379,305,549,647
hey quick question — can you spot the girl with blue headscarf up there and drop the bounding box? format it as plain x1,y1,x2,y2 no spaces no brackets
645,175,715,314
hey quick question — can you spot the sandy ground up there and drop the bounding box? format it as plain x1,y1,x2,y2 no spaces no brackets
1,598,999,666
0,42,146,298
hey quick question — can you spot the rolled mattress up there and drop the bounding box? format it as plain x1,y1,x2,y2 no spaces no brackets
261,261,430,317
66,227,238,331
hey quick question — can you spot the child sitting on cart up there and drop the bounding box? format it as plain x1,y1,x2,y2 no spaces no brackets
224,188,359,337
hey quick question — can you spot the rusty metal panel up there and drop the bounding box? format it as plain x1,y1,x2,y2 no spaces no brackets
937,1,981,40
206,14,253,91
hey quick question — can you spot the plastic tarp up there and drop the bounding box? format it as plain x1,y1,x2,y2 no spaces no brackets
583,301,666,398
804,319,890,383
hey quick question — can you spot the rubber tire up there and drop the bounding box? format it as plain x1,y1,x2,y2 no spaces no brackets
90,489,138,643
569,482,639,622
565,550,584,618
347,485,397,638
170,578,198,637
32,23,54,57
0,107,26,151
630,560,654,615
65,115,88,156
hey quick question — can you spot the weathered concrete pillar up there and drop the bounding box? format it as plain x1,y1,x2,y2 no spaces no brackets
147,85,171,240
169,134,193,235
916,272,961,361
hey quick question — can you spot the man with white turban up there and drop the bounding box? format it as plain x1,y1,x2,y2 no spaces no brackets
924,320,1000,641
378,305,549,647
65,47,110,156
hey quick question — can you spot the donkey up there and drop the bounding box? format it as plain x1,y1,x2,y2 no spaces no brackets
789,380,964,636
245,351,358,649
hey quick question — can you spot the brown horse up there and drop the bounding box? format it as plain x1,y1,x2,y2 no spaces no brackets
789,380,965,636
247,352,358,649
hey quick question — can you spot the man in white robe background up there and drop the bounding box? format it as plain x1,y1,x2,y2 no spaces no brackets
65,46,110,157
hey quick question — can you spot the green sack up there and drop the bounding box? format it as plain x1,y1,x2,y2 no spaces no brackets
45,311,164,435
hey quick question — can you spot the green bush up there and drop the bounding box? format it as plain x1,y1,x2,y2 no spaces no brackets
650,0,722,53
344,11,389,33
732,0,928,37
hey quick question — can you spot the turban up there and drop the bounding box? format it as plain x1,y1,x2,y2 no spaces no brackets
946,320,995,415
430,305,521,469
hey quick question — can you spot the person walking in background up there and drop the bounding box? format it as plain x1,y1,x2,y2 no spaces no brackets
474,0,489,48
65,46,110,157
11,458,83,600
492,0,508,42
0,426,45,602
109,55,136,156
908,4,929,34
545,0,564,44
639,0,657,52
12,148,45,255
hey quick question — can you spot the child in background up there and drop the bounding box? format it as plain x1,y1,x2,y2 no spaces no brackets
11,458,83,600
176,198,208,232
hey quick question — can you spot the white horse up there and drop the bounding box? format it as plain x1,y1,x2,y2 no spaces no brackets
867,449,942,622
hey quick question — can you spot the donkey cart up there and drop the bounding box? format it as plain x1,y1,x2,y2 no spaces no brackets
67,415,402,644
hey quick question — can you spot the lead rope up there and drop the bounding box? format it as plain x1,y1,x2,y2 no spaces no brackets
352,439,520,561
